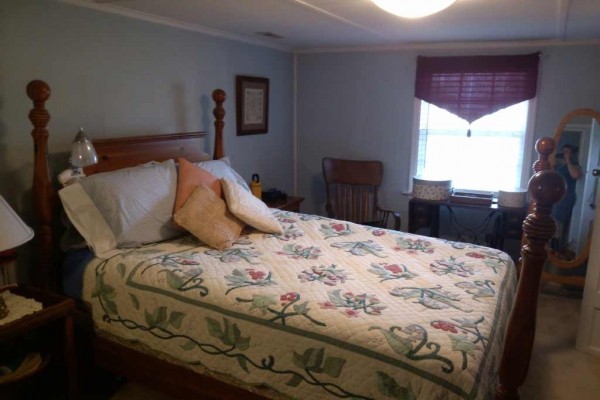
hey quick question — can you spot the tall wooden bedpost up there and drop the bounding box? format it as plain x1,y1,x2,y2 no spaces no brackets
516,136,557,275
26,80,56,290
212,89,226,160
495,137,565,399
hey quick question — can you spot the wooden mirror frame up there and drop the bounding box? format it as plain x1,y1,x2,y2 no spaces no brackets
544,108,600,287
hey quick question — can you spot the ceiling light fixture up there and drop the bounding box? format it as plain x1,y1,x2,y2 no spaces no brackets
372,0,457,19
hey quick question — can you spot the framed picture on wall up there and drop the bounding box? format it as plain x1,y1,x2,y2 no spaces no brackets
236,76,269,135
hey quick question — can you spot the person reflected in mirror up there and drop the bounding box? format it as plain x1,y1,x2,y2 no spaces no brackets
550,144,583,256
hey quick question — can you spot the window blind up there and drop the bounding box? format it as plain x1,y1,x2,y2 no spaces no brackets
415,53,539,124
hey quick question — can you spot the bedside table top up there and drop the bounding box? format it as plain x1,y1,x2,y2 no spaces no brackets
0,292,42,326
0,286,75,341
265,196,304,209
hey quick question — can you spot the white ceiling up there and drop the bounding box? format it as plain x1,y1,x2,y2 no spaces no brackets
69,0,600,51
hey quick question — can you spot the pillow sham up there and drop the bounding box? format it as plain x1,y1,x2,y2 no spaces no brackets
196,158,250,192
77,159,181,248
174,157,222,213
174,184,244,249
58,183,121,259
221,178,283,234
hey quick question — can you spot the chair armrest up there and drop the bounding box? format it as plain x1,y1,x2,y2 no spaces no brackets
377,207,401,231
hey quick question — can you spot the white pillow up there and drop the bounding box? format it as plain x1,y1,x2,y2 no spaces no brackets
197,158,250,191
77,160,181,248
221,178,283,234
59,183,122,259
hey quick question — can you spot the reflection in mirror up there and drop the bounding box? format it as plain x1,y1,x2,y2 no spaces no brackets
552,121,588,256
544,109,600,288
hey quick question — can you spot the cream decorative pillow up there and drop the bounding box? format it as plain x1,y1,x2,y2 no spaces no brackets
221,178,284,234
174,184,244,249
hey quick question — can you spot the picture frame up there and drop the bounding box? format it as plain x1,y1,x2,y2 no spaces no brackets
236,76,269,135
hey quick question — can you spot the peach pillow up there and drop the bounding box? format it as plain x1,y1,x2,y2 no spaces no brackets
174,157,222,213
174,184,244,249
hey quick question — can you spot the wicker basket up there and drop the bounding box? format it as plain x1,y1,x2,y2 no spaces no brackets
0,353,49,386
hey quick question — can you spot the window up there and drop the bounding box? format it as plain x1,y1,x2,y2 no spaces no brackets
412,53,540,193
414,99,534,192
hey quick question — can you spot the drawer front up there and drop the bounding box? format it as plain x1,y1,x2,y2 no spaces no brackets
409,201,437,233
505,212,526,230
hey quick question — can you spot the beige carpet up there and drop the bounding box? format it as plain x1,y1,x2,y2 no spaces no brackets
519,292,600,400
110,293,600,400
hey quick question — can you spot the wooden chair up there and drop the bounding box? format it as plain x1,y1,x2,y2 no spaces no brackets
322,157,401,230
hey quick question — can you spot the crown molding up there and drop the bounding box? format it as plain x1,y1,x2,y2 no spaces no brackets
293,38,600,54
55,1,600,56
58,0,292,53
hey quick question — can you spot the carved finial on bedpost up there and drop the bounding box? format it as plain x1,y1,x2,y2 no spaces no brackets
212,89,226,160
518,137,558,270
495,169,565,400
27,80,56,290
532,136,555,173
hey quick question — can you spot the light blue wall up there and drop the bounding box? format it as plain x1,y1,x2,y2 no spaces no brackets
0,0,293,280
297,45,600,226
3,0,600,275
0,0,293,218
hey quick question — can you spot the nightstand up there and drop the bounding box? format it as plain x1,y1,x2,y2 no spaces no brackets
265,196,304,212
0,285,77,399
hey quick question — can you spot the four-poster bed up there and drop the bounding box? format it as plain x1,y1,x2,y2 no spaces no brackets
25,79,564,400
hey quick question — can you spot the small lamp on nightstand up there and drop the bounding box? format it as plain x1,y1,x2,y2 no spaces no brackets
0,195,34,319
71,127,98,173
58,127,98,186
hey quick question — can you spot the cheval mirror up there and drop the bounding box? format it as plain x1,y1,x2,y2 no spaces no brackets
543,108,600,288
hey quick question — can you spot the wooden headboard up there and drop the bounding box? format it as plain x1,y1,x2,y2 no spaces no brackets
26,80,226,288
83,133,208,175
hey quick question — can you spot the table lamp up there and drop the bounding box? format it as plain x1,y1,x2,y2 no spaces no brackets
0,195,35,319
58,127,99,186
70,127,98,173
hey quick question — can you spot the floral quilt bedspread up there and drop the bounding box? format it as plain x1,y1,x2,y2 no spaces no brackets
83,210,517,400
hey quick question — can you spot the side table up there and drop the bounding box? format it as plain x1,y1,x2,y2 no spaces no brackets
0,285,77,399
408,197,527,252
265,196,304,212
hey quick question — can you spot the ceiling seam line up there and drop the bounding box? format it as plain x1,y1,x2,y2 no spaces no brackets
556,0,571,40
287,0,388,39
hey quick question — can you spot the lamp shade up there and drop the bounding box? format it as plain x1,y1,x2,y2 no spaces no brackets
373,0,456,19
0,195,34,252
71,127,98,168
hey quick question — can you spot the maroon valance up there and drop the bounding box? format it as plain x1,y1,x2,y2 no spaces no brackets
415,53,540,124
